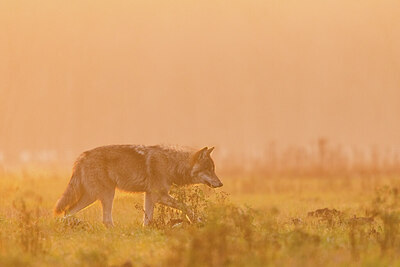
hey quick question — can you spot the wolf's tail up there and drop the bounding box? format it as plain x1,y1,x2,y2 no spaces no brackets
54,173,82,215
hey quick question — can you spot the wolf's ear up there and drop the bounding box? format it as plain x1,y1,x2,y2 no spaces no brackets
193,147,208,162
199,147,208,158
207,147,215,155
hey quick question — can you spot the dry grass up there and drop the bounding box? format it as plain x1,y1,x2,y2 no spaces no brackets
1,169,400,266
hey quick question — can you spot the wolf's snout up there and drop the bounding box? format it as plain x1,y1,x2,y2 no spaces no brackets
212,180,223,188
214,182,223,188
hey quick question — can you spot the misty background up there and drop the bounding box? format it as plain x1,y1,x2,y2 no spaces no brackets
1,0,399,166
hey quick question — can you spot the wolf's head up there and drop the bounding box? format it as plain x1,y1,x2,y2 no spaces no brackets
191,147,223,188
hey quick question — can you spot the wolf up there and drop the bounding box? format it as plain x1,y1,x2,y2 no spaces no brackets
54,145,223,227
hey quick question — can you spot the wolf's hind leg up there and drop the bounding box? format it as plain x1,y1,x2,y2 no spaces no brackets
143,192,155,226
158,194,196,224
100,190,115,227
66,191,96,216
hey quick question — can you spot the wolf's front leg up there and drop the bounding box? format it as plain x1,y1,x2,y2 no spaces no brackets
143,192,155,226
158,194,197,224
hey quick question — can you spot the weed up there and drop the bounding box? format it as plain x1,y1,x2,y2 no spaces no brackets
12,193,49,255
368,186,400,254
148,185,216,228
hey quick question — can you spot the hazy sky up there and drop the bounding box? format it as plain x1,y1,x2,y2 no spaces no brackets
1,0,399,156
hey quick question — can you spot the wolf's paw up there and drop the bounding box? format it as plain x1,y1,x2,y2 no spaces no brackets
168,218,187,228
102,219,115,228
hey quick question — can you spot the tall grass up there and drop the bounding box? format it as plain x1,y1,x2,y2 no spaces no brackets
1,170,400,266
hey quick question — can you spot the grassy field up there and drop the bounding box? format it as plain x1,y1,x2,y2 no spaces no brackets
1,170,400,266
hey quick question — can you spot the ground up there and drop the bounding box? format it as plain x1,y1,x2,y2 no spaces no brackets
1,169,400,266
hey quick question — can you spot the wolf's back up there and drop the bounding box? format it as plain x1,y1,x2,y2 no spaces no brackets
54,172,82,215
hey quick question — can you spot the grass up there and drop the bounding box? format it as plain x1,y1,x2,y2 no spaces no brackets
1,169,400,266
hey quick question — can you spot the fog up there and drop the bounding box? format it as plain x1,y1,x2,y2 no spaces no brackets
1,0,399,163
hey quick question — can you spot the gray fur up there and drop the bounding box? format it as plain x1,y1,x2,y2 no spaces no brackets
54,145,223,227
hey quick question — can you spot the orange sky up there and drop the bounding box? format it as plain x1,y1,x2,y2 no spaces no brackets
1,0,399,156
